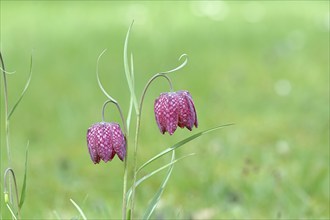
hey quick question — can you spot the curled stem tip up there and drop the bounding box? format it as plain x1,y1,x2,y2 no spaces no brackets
96,49,117,102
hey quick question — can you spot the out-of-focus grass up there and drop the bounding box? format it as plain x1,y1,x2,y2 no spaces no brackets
0,1,329,219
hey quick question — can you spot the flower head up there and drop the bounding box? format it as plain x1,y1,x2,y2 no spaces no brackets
154,90,198,135
86,122,126,164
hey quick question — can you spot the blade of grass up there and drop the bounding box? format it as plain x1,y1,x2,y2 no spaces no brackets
126,153,195,208
52,210,62,220
96,49,117,103
143,151,176,219
70,198,87,220
138,123,234,173
124,20,138,114
8,54,33,119
6,204,17,220
18,142,29,209
0,67,16,74
126,53,135,134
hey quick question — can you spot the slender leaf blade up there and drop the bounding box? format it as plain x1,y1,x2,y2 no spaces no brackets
8,55,33,119
138,123,234,173
96,49,118,102
126,153,194,207
126,53,135,134
143,151,176,219
124,20,138,114
6,204,18,220
70,198,87,220
19,143,29,209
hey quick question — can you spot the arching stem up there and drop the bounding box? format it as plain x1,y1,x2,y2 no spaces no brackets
129,54,188,218
101,99,127,135
4,168,21,219
0,52,11,165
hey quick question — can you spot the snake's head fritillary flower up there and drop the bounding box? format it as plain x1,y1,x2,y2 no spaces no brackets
154,90,198,135
86,122,126,164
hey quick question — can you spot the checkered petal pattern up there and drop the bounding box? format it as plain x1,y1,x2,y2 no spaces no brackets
86,122,126,164
154,90,198,135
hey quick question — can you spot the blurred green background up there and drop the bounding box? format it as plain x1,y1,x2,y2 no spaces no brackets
0,1,329,219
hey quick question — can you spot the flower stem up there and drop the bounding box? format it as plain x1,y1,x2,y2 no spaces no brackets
129,74,173,218
129,54,188,219
100,99,129,220
1,53,14,211
0,52,11,165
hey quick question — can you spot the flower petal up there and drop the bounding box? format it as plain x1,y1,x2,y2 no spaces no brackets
154,94,167,134
177,91,197,130
87,125,101,164
111,123,126,161
166,93,179,135
97,123,115,163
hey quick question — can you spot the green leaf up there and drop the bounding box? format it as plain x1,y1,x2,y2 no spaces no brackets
8,55,33,119
124,20,139,114
6,204,18,220
143,151,176,219
96,49,117,102
126,153,194,208
126,53,135,134
126,209,131,220
70,198,87,220
52,210,62,220
137,123,234,173
19,142,29,209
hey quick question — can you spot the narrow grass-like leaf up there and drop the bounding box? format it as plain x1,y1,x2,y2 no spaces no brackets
138,123,234,173
126,153,194,207
127,209,131,220
124,20,138,114
96,49,117,102
143,151,176,219
126,53,135,133
8,55,33,119
6,204,17,220
126,96,133,134
0,67,16,74
18,142,29,209
52,210,62,220
70,198,87,220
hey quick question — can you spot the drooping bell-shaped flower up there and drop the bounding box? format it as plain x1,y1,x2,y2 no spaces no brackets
86,122,126,164
154,90,198,135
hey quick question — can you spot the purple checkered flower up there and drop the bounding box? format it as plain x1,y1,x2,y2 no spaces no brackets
154,90,198,135
86,122,126,164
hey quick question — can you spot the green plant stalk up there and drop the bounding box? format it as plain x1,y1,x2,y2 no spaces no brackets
129,111,140,219
0,52,11,165
95,50,130,220
122,154,129,220
128,52,188,218
1,52,14,215
129,73,174,218
4,168,21,219
70,198,87,220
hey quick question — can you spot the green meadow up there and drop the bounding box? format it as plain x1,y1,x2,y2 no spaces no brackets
0,1,329,219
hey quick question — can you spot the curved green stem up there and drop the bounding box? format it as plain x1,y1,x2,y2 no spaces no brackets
96,50,130,219
0,52,11,165
4,168,21,219
129,54,188,218
101,99,129,220
96,49,117,103
101,100,127,134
